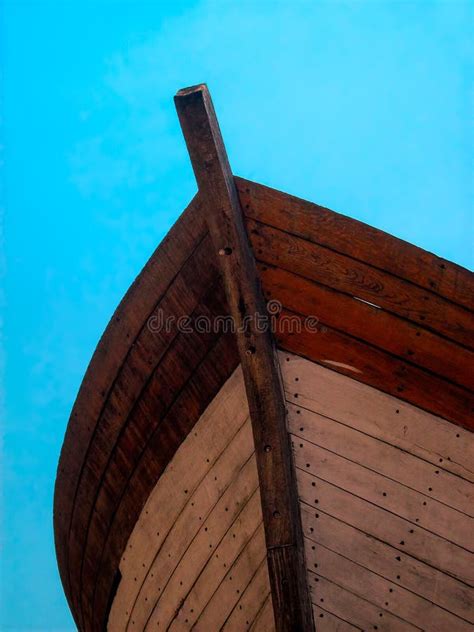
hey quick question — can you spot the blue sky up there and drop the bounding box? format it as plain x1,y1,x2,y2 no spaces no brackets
1,1,472,629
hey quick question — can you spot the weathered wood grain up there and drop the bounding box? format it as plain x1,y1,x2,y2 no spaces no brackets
175,84,313,631
238,177,474,312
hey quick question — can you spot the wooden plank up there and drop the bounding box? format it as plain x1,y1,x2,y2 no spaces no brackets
247,218,474,350
237,177,474,312
312,606,359,631
221,561,272,631
192,524,267,630
281,352,474,477
140,456,259,630
288,405,473,532
108,374,252,629
169,493,264,632
89,332,239,631
175,84,313,631
293,435,473,540
54,195,206,622
302,507,473,622
108,367,249,628
276,310,473,430
306,542,472,632
249,595,275,632
298,471,473,586
67,241,221,622
258,263,474,391
78,283,232,628
308,573,419,630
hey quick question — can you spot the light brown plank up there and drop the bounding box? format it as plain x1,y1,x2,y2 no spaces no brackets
309,573,419,630
120,434,256,630
192,525,267,631
108,368,256,629
281,352,474,481
312,605,360,631
221,559,272,631
152,488,262,631
292,434,473,544
298,470,473,586
288,404,474,529
248,595,275,632
109,367,249,628
301,506,473,622
306,541,472,631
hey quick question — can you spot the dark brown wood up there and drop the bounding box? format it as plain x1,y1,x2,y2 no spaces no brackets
54,195,206,626
66,235,219,623
54,89,474,632
246,218,474,350
90,331,239,630
237,177,474,313
273,308,474,431
175,84,314,632
77,279,228,628
54,198,240,631
257,263,474,392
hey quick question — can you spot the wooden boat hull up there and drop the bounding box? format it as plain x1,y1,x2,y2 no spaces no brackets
54,86,473,631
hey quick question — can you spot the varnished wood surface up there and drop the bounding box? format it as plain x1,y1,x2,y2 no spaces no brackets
238,176,474,431
108,366,275,632
275,307,473,430
247,217,473,349
175,84,312,631
258,263,473,392
55,170,473,630
54,195,239,631
281,351,474,631
54,195,206,620
237,177,474,312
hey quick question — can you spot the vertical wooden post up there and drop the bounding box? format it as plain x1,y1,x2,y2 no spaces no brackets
175,84,314,631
